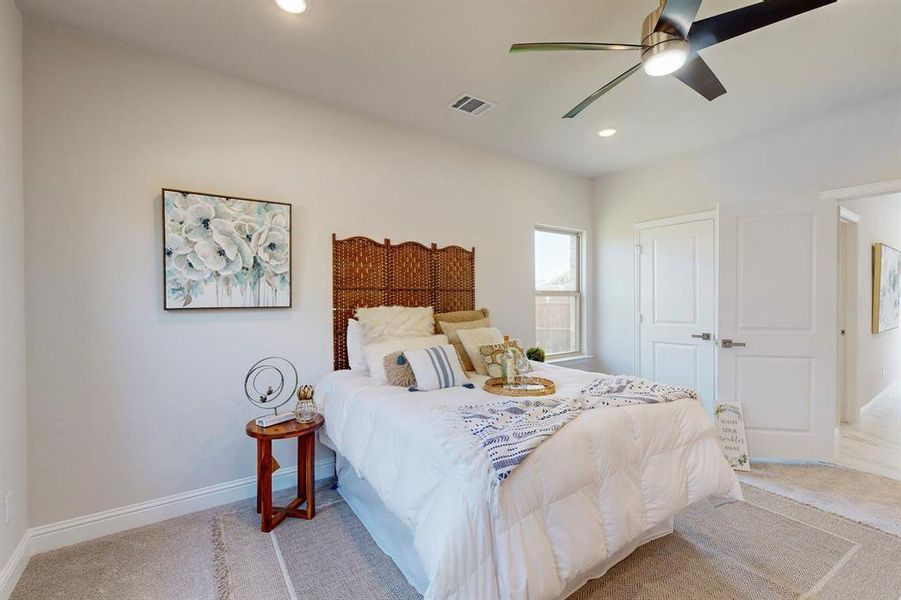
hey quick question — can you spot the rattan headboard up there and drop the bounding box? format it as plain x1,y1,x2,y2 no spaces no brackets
332,234,475,370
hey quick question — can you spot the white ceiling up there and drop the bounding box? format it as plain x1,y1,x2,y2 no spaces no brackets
16,0,901,176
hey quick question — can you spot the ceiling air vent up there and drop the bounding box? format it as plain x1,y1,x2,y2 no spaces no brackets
448,94,496,117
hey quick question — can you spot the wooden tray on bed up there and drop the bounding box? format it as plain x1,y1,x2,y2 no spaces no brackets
483,376,556,397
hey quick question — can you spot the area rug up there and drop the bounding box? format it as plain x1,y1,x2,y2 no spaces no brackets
215,488,419,600
213,484,901,600
738,460,901,536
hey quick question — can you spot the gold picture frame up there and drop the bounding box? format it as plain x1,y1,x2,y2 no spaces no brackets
871,242,901,334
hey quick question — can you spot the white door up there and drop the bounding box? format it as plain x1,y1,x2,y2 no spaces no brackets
637,214,716,413
717,199,837,460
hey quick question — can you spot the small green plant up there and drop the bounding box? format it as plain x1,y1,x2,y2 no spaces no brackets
526,347,546,362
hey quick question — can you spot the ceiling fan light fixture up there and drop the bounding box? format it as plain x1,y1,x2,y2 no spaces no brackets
597,128,617,138
641,38,689,77
276,0,307,14
517,0,837,118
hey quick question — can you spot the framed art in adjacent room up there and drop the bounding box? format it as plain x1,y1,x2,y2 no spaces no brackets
872,242,900,333
162,188,291,310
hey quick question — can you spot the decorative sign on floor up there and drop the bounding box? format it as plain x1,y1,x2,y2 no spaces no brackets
714,401,750,471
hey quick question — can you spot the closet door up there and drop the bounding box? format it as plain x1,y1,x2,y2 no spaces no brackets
638,213,716,413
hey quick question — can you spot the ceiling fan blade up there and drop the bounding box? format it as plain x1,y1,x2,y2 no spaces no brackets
562,63,642,119
510,42,643,53
689,0,836,52
654,0,703,38
673,54,726,100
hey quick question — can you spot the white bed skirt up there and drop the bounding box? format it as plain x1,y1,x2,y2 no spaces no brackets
336,454,431,594
335,453,674,599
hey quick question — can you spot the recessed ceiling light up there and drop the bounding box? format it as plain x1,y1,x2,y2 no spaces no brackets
276,0,307,14
597,128,617,138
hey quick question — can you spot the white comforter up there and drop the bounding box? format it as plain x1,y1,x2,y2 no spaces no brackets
317,362,741,600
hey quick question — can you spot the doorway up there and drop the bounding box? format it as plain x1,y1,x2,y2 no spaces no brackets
837,208,860,425
834,192,901,481
635,211,717,413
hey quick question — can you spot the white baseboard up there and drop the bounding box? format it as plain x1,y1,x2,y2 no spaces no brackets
0,457,335,598
860,381,899,415
30,457,335,554
0,532,32,600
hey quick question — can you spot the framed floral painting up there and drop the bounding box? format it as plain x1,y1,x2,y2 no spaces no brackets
162,188,291,309
872,242,900,333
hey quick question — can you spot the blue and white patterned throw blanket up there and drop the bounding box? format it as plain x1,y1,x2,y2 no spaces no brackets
459,376,696,481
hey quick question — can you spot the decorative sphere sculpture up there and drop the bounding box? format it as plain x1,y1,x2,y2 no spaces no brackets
244,357,298,414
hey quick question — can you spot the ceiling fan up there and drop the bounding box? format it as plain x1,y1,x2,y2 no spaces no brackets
511,0,836,118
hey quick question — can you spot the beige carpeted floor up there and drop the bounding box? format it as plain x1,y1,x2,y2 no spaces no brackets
12,464,901,600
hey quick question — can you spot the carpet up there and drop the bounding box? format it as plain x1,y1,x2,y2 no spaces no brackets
12,506,218,599
12,466,901,600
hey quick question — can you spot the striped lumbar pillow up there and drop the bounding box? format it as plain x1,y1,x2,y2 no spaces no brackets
403,345,472,392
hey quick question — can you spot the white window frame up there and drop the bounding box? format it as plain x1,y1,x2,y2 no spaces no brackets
534,225,583,360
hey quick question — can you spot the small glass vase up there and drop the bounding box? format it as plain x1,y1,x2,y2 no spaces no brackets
295,385,317,423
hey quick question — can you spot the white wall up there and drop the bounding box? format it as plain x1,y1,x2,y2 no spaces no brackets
593,93,901,374
0,0,28,583
841,193,900,411
23,22,593,527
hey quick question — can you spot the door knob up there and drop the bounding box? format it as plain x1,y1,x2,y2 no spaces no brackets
720,338,746,348
691,333,712,341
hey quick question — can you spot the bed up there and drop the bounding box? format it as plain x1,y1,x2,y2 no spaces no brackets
321,235,742,600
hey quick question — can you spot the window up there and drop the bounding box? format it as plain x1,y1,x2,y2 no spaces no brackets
535,227,582,358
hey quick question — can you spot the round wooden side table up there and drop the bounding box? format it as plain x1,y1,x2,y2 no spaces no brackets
245,414,324,532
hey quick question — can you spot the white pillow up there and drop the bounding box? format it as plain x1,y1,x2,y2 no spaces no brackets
355,306,434,344
456,327,504,376
346,319,368,373
403,345,470,391
363,334,448,385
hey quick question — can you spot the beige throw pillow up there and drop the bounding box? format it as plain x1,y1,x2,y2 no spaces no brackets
436,318,491,372
479,339,532,378
456,327,504,375
434,308,490,332
383,351,417,387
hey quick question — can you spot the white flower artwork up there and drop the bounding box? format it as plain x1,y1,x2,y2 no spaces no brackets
163,189,291,309
873,242,900,333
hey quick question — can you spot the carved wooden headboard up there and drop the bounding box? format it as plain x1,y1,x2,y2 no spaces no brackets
332,234,475,370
